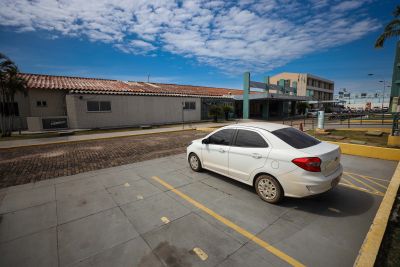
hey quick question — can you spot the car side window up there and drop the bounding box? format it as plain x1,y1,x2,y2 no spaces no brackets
208,129,235,146
234,130,268,148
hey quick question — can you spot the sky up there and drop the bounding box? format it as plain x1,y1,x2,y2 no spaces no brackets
0,0,398,94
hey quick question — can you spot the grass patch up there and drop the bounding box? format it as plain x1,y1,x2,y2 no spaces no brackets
306,129,394,148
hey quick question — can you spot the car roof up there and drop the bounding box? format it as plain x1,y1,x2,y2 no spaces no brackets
224,122,290,132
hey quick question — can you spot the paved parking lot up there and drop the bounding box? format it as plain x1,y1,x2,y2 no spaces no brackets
0,153,397,267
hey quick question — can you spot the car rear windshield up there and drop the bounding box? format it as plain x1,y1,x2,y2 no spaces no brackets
271,127,321,149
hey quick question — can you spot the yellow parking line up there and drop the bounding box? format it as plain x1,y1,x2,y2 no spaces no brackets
151,176,305,267
339,183,384,197
345,173,384,195
341,176,357,187
356,176,388,190
344,172,389,183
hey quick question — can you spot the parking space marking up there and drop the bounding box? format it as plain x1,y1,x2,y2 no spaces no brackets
358,176,388,190
339,182,384,197
341,176,358,188
152,176,305,267
161,216,170,224
344,172,390,183
193,247,208,261
345,173,384,195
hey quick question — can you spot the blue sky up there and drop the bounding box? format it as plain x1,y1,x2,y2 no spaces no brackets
0,0,397,94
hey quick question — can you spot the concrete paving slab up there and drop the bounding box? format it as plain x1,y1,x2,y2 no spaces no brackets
146,170,195,191
0,185,55,214
71,237,163,267
121,193,191,234
270,226,354,267
218,245,286,267
143,213,242,267
57,189,117,224
341,154,397,180
204,194,282,234
55,176,105,200
107,179,162,205
0,202,56,243
5,182,35,194
177,167,211,182
0,227,58,267
58,207,139,266
165,181,231,211
99,170,142,189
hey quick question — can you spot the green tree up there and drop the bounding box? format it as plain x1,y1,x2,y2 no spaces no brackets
375,5,400,48
208,105,223,122
0,53,27,137
222,105,233,121
296,101,310,115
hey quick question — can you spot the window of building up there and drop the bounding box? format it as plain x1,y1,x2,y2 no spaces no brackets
208,129,235,145
234,130,268,148
183,101,196,110
36,100,47,107
0,102,19,116
87,101,111,112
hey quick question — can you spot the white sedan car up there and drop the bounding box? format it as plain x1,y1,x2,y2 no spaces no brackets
187,122,342,203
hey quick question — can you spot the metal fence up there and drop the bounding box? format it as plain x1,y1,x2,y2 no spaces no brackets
280,112,398,130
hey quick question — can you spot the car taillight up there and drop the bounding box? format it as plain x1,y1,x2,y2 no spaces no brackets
292,157,321,172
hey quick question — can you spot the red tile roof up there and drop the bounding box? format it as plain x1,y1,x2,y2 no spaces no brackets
19,73,249,97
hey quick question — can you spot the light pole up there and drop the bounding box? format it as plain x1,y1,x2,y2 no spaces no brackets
379,80,385,110
368,74,391,111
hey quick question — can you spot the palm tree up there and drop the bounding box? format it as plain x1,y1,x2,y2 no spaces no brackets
375,5,400,48
0,53,27,137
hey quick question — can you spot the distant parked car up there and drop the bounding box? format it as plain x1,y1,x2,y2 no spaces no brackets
307,109,319,118
382,107,389,113
187,123,343,203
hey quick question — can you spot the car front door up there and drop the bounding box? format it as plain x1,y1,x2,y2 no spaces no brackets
202,129,235,175
228,129,271,181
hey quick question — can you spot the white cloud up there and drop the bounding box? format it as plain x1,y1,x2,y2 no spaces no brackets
0,0,380,73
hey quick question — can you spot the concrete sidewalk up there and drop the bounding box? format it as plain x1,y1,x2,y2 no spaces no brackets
0,122,233,149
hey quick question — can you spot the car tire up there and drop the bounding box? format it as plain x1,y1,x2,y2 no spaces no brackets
255,174,284,204
188,153,202,172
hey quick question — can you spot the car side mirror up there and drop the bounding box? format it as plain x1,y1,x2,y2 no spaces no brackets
202,138,210,144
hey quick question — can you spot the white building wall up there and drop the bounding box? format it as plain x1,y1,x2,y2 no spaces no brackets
66,94,202,129
28,89,66,117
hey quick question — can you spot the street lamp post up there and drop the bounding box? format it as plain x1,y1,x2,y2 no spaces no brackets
379,80,385,110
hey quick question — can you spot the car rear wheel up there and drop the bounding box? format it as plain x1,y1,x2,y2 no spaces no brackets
255,175,283,204
188,153,202,172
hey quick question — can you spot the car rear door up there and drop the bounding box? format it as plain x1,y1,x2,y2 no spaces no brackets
202,129,235,175
228,129,270,181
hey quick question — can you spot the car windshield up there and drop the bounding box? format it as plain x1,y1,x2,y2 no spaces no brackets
271,127,321,149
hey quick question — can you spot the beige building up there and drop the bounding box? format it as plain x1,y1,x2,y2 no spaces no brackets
11,73,240,131
269,72,334,101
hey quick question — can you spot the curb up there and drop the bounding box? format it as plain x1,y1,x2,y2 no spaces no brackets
354,161,400,267
0,128,196,150
333,128,391,133
328,141,400,161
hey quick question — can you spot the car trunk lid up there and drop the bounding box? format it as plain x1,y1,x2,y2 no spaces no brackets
299,142,341,176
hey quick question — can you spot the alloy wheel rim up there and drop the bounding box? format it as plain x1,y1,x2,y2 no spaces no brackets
258,178,277,200
190,156,198,169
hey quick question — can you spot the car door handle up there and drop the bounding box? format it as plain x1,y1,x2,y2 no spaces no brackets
252,153,262,159
219,148,226,153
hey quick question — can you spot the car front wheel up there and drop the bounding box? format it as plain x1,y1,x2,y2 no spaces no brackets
255,175,283,204
188,153,202,172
